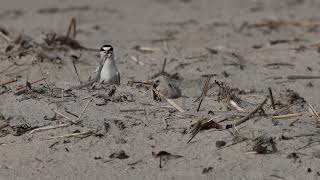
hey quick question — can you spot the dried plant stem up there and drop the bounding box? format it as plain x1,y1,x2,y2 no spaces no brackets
196,76,211,111
72,60,82,85
66,17,76,39
53,109,76,124
1,78,17,86
153,89,185,112
272,113,302,119
161,58,167,73
268,87,275,110
46,131,92,140
0,31,12,42
76,98,93,123
30,123,70,134
16,77,47,91
228,97,268,128
308,103,320,121
38,63,52,93
229,100,245,112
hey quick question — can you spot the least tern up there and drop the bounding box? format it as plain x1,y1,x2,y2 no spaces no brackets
153,75,181,99
89,44,120,85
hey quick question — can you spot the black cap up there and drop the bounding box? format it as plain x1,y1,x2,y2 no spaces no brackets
100,45,113,52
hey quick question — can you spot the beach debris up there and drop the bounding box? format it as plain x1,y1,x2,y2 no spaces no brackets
187,118,222,143
251,134,277,154
109,150,129,159
152,151,183,168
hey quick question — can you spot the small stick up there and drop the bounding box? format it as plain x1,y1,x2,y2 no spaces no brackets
1,78,17,86
218,138,248,149
229,100,245,112
289,118,300,126
72,60,82,85
29,123,70,134
307,103,320,121
53,109,76,124
196,76,211,111
0,31,12,42
132,81,151,85
61,90,64,102
161,58,167,73
76,98,92,123
187,120,202,144
46,131,92,140
120,109,145,113
272,113,302,119
38,63,52,93
26,65,31,90
64,108,79,118
66,17,76,39
228,97,268,128
153,89,185,112
287,75,320,80
268,87,275,110
16,77,47,91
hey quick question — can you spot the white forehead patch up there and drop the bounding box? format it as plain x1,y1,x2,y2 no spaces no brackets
102,47,111,51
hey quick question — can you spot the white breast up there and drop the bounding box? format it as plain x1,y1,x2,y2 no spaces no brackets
100,59,120,84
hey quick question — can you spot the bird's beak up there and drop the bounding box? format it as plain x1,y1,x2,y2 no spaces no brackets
104,50,112,58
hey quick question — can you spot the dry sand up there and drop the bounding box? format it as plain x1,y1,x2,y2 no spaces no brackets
1,0,320,179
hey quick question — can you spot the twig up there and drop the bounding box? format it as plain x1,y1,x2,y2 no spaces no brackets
46,131,92,140
38,63,52,93
219,138,248,149
26,65,31,90
29,123,70,134
296,140,320,151
153,89,185,112
308,103,320,121
72,60,82,85
272,113,302,119
120,109,145,113
187,120,202,143
16,77,47,91
66,17,76,39
1,78,17,86
0,31,12,42
268,87,275,110
64,108,79,118
289,118,300,126
196,76,211,111
287,75,320,80
75,98,92,123
53,109,76,124
161,58,167,73
227,97,268,128
61,90,64,102
229,100,245,112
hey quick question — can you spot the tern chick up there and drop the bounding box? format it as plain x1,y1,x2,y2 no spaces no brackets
152,76,181,99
